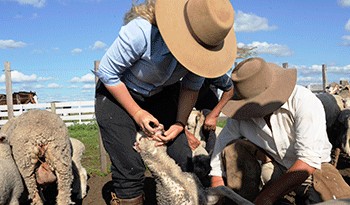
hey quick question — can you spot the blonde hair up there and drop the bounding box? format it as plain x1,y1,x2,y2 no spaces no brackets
124,0,156,25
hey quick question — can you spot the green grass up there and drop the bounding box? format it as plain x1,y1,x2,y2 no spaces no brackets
217,118,227,128
68,122,110,176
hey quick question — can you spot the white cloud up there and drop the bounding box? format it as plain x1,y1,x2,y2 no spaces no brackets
338,0,350,7
91,41,107,50
15,0,46,8
345,19,350,31
0,70,38,83
0,39,27,49
234,10,277,32
37,76,53,81
70,73,95,83
238,41,293,57
0,70,52,84
71,48,83,54
82,84,95,89
34,84,45,89
47,83,61,88
342,35,350,46
11,70,38,82
342,35,350,41
295,63,350,86
328,64,350,73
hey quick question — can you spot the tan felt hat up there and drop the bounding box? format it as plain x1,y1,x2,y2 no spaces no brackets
222,57,297,119
155,0,237,78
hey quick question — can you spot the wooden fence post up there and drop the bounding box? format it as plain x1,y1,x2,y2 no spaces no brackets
94,60,108,174
322,64,327,93
4,62,14,119
51,102,56,114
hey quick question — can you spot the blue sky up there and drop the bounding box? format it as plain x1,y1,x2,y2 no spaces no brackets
1,0,350,103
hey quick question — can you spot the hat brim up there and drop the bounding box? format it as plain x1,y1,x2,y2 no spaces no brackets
222,64,297,119
155,0,237,78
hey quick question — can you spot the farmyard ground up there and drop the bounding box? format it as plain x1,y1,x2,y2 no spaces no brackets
82,152,350,205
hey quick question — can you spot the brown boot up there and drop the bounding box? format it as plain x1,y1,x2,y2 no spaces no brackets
110,192,144,205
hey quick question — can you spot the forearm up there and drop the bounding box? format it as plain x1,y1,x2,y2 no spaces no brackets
209,87,234,118
255,159,315,205
105,83,142,117
176,87,199,124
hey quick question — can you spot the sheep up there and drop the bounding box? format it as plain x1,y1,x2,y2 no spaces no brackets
36,137,88,204
31,137,88,204
134,127,253,205
0,133,24,205
334,109,350,155
1,110,73,205
317,93,350,155
70,137,88,200
187,109,223,156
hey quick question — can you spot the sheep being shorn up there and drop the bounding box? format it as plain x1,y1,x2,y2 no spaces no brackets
1,110,73,205
0,134,24,205
134,128,253,205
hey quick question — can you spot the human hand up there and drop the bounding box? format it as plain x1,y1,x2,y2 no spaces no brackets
154,123,183,146
133,124,165,152
132,109,159,136
184,129,200,150
203,113,217,131
211,176,225,187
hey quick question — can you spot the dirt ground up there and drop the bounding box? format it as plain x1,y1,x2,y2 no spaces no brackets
81,151,350,205
82,170,156,205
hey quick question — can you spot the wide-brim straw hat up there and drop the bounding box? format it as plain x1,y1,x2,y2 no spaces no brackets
155,0,237,78
222,58,297,119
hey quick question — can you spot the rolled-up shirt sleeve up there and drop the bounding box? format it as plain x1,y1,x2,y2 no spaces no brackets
209,118,241,177
293,90,328,169
94,18,148,86
209,73,233,92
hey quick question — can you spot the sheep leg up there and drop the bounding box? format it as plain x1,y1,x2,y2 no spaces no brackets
19,165,43,205
45,143,73,205
55,169,73,205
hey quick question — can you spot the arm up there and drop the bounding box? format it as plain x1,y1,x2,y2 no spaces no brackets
105,83,159,134
254,159,315,205
97,19,159,134
255,87,326,204
204,86,234,131
157,87,199,145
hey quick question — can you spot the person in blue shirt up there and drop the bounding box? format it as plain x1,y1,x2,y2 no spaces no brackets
187,69,234,153
94,0,237,204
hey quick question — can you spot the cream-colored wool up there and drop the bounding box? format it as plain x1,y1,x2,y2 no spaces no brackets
0,134,24,205
1,110,73,205
135,129,253,205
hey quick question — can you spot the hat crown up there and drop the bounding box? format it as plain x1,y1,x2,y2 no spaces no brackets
185,0,234,47
232,58,273,99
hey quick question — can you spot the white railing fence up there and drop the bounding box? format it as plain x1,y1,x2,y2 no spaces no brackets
0,100,95,127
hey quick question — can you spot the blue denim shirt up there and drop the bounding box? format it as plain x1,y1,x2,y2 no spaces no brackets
94,17,205,97
206,67,233,92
